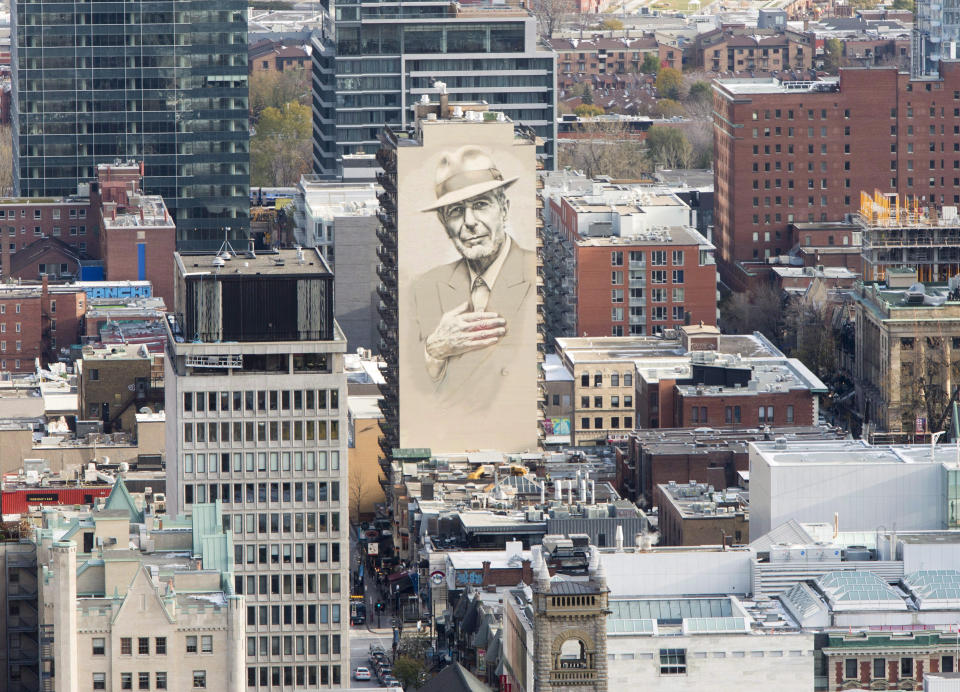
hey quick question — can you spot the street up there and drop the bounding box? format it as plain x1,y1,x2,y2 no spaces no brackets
348,625,393,689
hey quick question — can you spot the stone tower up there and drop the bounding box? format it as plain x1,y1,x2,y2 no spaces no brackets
532,548,609,692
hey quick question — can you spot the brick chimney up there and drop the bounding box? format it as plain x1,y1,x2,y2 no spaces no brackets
521,558,532,585
481,560,492,587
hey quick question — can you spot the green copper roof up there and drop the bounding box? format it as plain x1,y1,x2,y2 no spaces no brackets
190,500,233,589
104,478,144,523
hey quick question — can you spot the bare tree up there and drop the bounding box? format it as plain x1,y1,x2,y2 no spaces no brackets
531,0,575,39
350,461,380,523
720,285,785,343
0,126,14,196
558,122,648,178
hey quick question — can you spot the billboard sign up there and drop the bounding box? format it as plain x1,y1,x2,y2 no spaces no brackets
397,120,538,452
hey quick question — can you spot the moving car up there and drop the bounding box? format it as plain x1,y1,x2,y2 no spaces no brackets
354,667,372,682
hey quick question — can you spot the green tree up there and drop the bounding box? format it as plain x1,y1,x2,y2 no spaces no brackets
822,38,843,74
641,52,661,74
578,82,594,105
686,80,712,106
250,101,312,187
574,104,605,117
891,0,914,10
655,67,683,100
600,18,624,29
650,98,685,118
392,656,426,690
644,126,692,169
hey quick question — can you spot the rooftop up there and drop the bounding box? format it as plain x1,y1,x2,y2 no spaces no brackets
176,247,332,278
752,438,960,466
715,76,840,95
659,481,747,519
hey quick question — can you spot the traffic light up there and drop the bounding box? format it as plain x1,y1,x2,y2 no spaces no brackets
376,602,384,612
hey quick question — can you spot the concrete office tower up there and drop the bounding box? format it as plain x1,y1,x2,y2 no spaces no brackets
293,177,380,352
311,0,556,178
11,0,250,247
376,98,543,457
164,247,349,690
913,0,960,77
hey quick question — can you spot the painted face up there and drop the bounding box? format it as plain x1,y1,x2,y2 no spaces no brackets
439,190,508,263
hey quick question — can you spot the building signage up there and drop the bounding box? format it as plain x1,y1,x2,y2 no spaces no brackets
24,493,58,502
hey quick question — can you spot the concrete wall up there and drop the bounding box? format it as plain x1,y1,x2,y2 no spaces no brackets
600,549,754,596
607,630,814,692
348,414,385,520
332,215,379,353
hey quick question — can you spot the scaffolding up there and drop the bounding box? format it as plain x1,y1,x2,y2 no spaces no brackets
857,190,960,282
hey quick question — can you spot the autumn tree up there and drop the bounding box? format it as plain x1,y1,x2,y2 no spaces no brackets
644,126,692,169
574,104,605,117
650,98,685,118
641,52,661,74
249,67,310,120
655,67,683,100
0,126,13,196
250,101,312,187
393,656,426,690
600,18,624,29
822,38,843,74
679,119,713,168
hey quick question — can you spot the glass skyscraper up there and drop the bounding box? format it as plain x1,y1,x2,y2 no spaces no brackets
12,0,250,247
311,0,556,176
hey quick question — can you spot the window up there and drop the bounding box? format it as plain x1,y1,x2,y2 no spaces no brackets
845,659,858,679
156,672,168,690
121,673,133,690
139,637,149,655
672,250,684,265
121,638,132,655
92,638,105,655
94,673,107,690
786,405,794,423
611,271,623,285
651,250,666,266
611,251,623,266
186,636,198,653
193,671,207,688
156,637,166,654
873,658,886,679
943,655,955,673
660,648,686,675
672,270,684,284
201,635,213,653
139,672,150,690
901,658,913,677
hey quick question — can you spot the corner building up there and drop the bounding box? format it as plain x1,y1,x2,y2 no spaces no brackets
164,248,349,690
714,62,960,287
12,0,250,246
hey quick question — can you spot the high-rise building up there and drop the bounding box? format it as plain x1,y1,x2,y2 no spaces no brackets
311,0,556,178
376,98,543,457
164,247,349,690
11,0,250,247
713,63,960,289
912,0,960,77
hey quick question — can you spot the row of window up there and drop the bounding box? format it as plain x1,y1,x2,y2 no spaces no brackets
0,207,85,220
246,664,340,688
689,405,795,424
234,541,341,567
612,324,681,337
183,419,340,444
842,655,954,680
8,224,86,236
579,416,633,430
228,511,339,535
247,633,340,658
92,636,172,656
611,250,684,267
184,451,341,477
235,571,340,597
613,288,686,303
580,395,634,409
183,389,338,413
246,602,342,627
612,306,684,323
579,372,634,388
184,481,340,505
93,672,179,690
611,270,684,285
0,341,25,352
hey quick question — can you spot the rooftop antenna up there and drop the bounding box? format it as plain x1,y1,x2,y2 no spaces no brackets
215,231,238,262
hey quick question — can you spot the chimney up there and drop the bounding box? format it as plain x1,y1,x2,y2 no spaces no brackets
41,273,48,303
440,92,449,118
521,558,532,585
1,244,9,282
481,560,492,586
139,161,144,177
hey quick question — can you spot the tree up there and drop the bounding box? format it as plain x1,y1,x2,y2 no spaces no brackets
784,297,838,381
679,119,713,168
578,82,594,105
350,460,380,523
250,101,312,187
574,104,605,117
249,67,310,121
655,67,683,100
559,122,648,178
531,0,574,38
644,126,692,169
822,38,843,75
686,80,712,106
641,52,661,74
393,656,426,690
720,285,785,343
650,98,685,118
600,18,624,30
891,0,914,10
0,126,13,196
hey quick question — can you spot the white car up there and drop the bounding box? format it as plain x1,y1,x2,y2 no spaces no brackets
354,667,372,681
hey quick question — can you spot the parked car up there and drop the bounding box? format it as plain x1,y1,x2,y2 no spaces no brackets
354,667,372,682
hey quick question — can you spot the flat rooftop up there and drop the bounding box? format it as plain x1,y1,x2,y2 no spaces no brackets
715,76,840,95
752,439,960,466
176,247,332,277
576,225,712,248
556,333,783,366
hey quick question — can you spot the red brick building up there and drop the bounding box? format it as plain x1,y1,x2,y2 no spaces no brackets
550,36,659,90
248,39,310,75
544,184,717,341
692,26,813,73
714,63,960,289
0,277,86,372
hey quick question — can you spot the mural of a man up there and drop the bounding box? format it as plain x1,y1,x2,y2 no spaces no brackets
407,144,535,410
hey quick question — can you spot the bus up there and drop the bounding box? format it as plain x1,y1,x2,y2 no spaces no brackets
350,595,366,625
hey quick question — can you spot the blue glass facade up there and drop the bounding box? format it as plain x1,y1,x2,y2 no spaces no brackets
12,0,250,247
